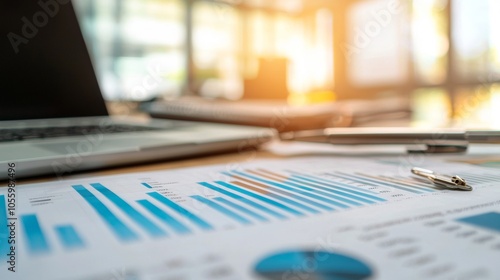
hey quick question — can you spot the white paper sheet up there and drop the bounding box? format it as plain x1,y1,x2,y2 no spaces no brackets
1,155,500,280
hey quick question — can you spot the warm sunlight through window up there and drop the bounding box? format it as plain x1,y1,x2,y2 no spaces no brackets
75,0,185,100
412,0,448,84
74,0,500,127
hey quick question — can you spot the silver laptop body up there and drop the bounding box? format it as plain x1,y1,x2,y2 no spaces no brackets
0,1,274,180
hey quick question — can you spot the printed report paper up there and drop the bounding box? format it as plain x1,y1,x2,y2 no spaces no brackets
1,156,500,280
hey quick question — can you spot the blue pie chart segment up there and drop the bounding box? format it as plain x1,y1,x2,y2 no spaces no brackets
255,250,373,280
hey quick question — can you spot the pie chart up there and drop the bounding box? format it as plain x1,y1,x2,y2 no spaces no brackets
254,250,373,280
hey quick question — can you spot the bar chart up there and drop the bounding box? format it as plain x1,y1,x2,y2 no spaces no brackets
0,195,9,259
2,156,500,280
14,214,87,256
3,165,499,260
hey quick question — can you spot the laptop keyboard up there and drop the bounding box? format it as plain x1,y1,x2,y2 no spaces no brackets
0,125,162,142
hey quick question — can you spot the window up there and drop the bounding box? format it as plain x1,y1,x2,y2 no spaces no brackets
75,0,500,127
75,0,185,100
336,0,500,127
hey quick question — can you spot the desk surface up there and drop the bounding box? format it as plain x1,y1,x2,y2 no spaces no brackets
17,145,284,186
14,141,500,186
6,141,500,280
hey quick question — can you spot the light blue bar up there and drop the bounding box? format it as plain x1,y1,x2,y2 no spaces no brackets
142,183,153,189
233,171,350,209
346,172,433,193
460,173,496,183
223,174,324,213
148,192,213,230
55,225,85,250
457,212,500,233
0,195,9,259
288,171,380,195
393,176,436,188
366,174,437,192
459,176,489,184
267,193,324,213
72,185,139,242
20,214,50,254
464,175,495,185
265,176,362,207
214,197,268,222
332,173,423,194
360,173,436,193
290,175,386,204
137,200,191,235
198,182,287,220
462,172,500,181
91,183,166,238
214,181,304,217
222,173,330,213
286,177,378,205
191,196,252,225
481,174,500,180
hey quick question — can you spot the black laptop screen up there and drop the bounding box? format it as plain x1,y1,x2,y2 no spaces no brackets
0,0,108,121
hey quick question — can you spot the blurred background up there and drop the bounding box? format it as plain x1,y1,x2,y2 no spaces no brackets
73,0,500,129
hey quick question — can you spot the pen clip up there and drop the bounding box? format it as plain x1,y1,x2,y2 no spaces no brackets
406,142,468,154
411,167,473,191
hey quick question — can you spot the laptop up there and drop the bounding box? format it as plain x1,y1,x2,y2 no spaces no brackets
0,1,275,180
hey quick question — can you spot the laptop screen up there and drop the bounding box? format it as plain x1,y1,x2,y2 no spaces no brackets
0,0,108,121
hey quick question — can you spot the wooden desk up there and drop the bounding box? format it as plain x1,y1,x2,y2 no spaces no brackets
15,145,285,186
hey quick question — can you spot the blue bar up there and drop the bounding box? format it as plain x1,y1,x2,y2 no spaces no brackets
332,173,423,194
393,177,436,188
457,212,500,233
343,172,433,193
232,171,351,209
480,174,500,180
214,181,304,217
370,174,437,192
191,196,252,225
72,185,139,242
223,173,331,213
480,173,500,179
289,171,379,195
266,193,324,213
462,173,500,181
286,177,378,205
258,174,362,207
459,176,489,184
198,182,287,220
290,175,386,203
363,174,437,192
460,173,495,183
137,200,191,235
463,179,484,185
0,196,9,259
227,176,326,213
214,197,268,222
55,225,85,250
147,192,213,230
142,183,153,189
20,214,50,254
91,183,166,238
